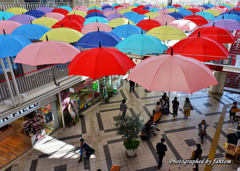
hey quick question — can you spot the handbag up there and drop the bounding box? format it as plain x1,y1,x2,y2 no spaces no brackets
190,151,195,160
200,130,205,134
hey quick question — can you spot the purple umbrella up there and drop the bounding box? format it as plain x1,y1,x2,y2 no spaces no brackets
103,8,117,13
8,14,36,25
204,19,240,31
101,4,111,8
146,4,154,7
106,13,127,21
36,7,53,13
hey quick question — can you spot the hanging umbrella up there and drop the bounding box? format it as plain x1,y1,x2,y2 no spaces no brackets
178,10,193,16
136,19,162,30
75,29,121,48
36,7,53,13
118,9,131,14
159,4,166,7
204,19,240,31
127,50,218,93
219,4,231,9
189,25,234,43
128,6,136,10
195,7,206,11
183,15,208,26
182,6,192,9
103,8,117,13
137,9,150,15
116,32,168,56
223,3,234,8
57,6,72,12
85,12,106,18
149,8,160,12
52,8,69,16
63,14,85,24
137,5,146,9
124,12,147,23
89,4,101,8
204,4,215,8
189,4,198,8
195,11,215,21
67,10,87,17
153,15,175,24
167,8,179,12
156,10,170,15
6,7,28,15
105,11,119,17
146,25,187,41
40,28,83,43
221,10,240,16
0,20,22,34
87,9,103,14
204,9,221,16
151,5,160,9
229,8,240,11
167,12,184,20
132,8,142,13
169,19,197,31
166,33,229,62
144,12,160,18
102,6,113,10
122,3,131,7
143,7,150,10
111,24,144,38
133,3,141,7
210,7,225,13
215,6,228,12
102,4,111,7
173,4,182,8
114,5,123,9
0,11,15,20
117,7,129,11
106,13,127,21
88,7,102,11
44,12,65,21
108,18,134,28
187,8,201,13
52,20,84,32
176,7,186,11
146,4,154,7
25,10,45,18
82,22,112,34
72,5,88,12
84,17,108,25
11,23,50,40
166,6,176,9
212,14,240,22
32,17,58,28
200,5,211,9
8,14,36,25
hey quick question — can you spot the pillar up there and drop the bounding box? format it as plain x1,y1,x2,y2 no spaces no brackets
208,71,227,95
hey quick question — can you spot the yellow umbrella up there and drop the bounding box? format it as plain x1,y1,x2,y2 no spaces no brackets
119,9,131,14
128,6,136,9
159,4,166,7
166,8,179,12
88,4,101,8
6,7,28,15
146,26,187,41
182,5,192,9
108,18,134,28
144,12,160,19
40,28,83,43
204,9,221,16
224,3,234,8
67,10,87,17
32,17,58,28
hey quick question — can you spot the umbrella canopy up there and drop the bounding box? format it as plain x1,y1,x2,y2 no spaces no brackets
103,8,117,13
204,9,221,16
128,6,136,10
124,12,147,23
195,11,215,21
0,11,15,20
0,20,22,34
52,20,84,32
137,9,150,15
146,25,187,41
88,7,102,11
57,6,72,12
87,9,103,14
183,15,208,26
195,7,206,11
122,3,131,7
117,7,128,11
116,33,168,55
221,10,240,16
63,14,85,24
166,6,176,9
143,7,150,10
153,15,176,24
118,9,131,14
106,13,127,21
81,22,112,34
189,26,234,44
213,14,240,22
0,34,32,58
187,8,201,13
156,10,170,15
114,5,123,9
144,12,160,18
166,8,179,12
173,4,182,8
68,46,135,79
200,5,211,9
169,19,197,31
223,3,234,8
210,7,225,13
84,17,108,25
67,10,87,17
133,3,141,7
75,30,121,48
108,18,134,28
111,24,144,38
204,4,215,8
25,10,45,18
127,52,218,93
89,4,101,8
32,17,58,28
112,3,121,7
177,10,193,16
52,8,69,16
6,7,28,15
204,19,240,31
219,4,231,9
8,14,36,25
151,5,160,9
85,12,106,18
159,4,166,7
105,11,119,17
102,6,113,10
132,8,142,13
44,12,65,21
40,28,83,43
167,12,184,19
11,23,50,40
138,5,146,9
136,19,162,30
36,7,53,13
176,7,186,11
166,35,229,62
72,5,88,12
149,8,160,12
182,5,192,9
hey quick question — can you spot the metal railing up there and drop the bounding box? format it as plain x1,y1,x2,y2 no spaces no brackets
0,64,69,102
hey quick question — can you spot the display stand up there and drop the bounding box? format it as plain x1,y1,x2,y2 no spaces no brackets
0,126,14,141
226,143,237,161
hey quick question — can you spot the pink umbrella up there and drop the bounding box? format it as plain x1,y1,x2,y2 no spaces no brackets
121,3,131,7
194,7,206,11
169,19,197,31
152,5,160,9
81,22,112,34
44,12,65,21
127,50,218,93
73,5,88,11
117,7,128,11
189,4,198,8
104,10,119,16
153,15,175,24
211,7,225,13
0,20,22,34
156,10,170,15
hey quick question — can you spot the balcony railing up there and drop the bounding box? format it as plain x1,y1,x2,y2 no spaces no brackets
0,64,69,103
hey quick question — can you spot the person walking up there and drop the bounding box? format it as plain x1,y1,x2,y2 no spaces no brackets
183,98,192,120
156,138,167,169
172,97,179,117
198,120,208,144
120,99,128,119
78,138,89,163
129,80,135,93
230,102,238,122
192,144,202,171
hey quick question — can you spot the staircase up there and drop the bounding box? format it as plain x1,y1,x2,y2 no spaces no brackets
229,30,240,55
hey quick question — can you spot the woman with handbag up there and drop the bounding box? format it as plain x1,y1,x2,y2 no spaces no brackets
183,98,192,120
198,120,208,144
78,138,89,163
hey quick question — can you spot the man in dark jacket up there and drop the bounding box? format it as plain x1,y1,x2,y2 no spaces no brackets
156,138,167,169
129,80,135,93
172,97,179,117
193,144,202,171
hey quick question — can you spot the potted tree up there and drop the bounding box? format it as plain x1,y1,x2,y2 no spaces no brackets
115,113,144,157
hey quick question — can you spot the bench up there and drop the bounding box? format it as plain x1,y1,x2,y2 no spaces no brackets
110,165,121,171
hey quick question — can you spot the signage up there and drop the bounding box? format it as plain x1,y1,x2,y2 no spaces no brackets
93,81,99,91
113,83,118,93
69,88,74,93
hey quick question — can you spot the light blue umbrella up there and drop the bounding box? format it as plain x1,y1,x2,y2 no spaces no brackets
195,11,215,21
11,24,50,40
149,8,160,12
220,4,231,9
111,24,145,38
176,7,186,11
166,6,176,9
133,3,141,7
57,6,72,12
178,10,193,16
84,16,108,25
88,7,102,11
204,4,215,8
0,11,15,20
124,12,147,24
112,3,120,7
116,33,168,56
212,14,240,23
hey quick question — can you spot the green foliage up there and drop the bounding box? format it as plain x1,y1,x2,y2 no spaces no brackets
105,97,110,103
123,138,140,151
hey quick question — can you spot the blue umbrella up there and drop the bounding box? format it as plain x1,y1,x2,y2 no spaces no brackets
178,10,193,16
116,33,168,56
85,12,106,18
84,17,108,25
166,6,176,9
25,10,45,18
124,12,147,24
167,12,184,20
195,11,215,21
149,8,160,12
143,7,150,10
11,24,50,40
200,5,211,9
221,10,240,16
111,24,145,38
204,4,215,8
212,14,240,23
219,4,231,9
176,7,186,11
0,11,15,20
57,6,72,12
102,6,113,10
88,7,103,11
75,30,121,48
112,3,120,7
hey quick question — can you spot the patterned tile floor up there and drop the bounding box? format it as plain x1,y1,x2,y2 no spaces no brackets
2,81,240,171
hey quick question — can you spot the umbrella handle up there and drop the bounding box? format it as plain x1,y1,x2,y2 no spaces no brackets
52,65,60,86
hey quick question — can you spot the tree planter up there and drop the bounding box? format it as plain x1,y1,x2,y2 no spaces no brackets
126,149,136,157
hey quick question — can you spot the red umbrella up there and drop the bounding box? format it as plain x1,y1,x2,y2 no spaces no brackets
136,19,162,30
132,8,142,12
183,15,208,26
87,9,103,14
187,8,201,13
52,8,69,16
189,25,234,44
166,33,229,62
229,8,240,11
62,14,85,24
137,5,146,9
52,20,83,32
68,43,136,79
138,9,150,15
173,4,182,8
217,6,228,11
114,5,123,9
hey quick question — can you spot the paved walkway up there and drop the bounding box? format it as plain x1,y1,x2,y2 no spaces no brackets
2,81,240,171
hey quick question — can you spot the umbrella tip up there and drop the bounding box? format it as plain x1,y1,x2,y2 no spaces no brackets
2,16,4,20
149,16,150,19
98,27,99,31
141,29,143,34
96,19,98,22
165,22,167,25
171,48,173,55
128,20,129,24
213,22,215,26
69,17,70,20
46,35,48,41
198,31,200,37
30,20,32,24
99,42,101,48
164,12,165,15
3,29,5,35
61,23,63,27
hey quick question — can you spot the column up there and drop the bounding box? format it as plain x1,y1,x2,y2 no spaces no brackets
208,71,227,95
57,92,65,128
